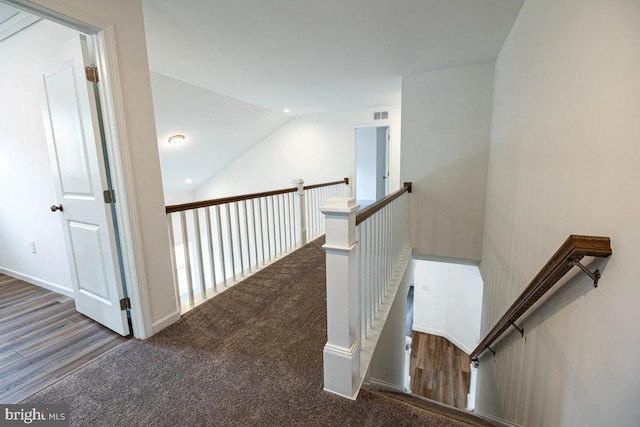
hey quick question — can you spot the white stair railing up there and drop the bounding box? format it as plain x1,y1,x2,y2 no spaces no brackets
166,178,350,313
305,180,350,242
321,183,412,399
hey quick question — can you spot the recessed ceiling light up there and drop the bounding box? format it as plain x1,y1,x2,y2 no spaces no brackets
185,178,192,183
283,108,291,113
168,134,186,144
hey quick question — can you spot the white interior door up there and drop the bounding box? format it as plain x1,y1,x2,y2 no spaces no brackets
39,35,130,336
375,126,388,199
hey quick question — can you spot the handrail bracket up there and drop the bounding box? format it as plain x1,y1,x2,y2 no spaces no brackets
569,259,601,287
485,345,496,356
508,320,524,337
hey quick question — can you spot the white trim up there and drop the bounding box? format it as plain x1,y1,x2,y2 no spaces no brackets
3,0,104,32
411,325,474,355
0,267,74,298
93,26,152,338
412,252,480,267
471,410,524,427
8,0,154,338
353,115,393,200
322,386,359,401
0,11,40,41
322,243,357,254
323,338,360,358
323,338,361,400
366,377,405,394
152,310,181,334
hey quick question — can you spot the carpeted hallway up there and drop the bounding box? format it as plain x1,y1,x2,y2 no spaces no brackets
24,238,474,426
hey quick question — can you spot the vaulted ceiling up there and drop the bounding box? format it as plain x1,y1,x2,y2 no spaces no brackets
143,0,524,195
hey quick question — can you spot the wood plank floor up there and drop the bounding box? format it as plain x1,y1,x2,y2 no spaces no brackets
0,273,127,403
409,331,471,409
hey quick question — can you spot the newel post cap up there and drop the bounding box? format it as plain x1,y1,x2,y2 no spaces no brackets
321,197,359,214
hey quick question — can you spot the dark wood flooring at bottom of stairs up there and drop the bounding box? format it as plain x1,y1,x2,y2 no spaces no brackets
410,331,471,410
0,273,127,403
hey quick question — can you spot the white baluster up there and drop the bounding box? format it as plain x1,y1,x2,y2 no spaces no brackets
288,193,295,249
215,205,227,286
225,203,236,282
205,207,217,293
277,194,283,255
243,200,251,273
235,202,244,277
270,196,277,256
167,213,182,311
180,211,194,307
251,199,259,270
193,209,206,299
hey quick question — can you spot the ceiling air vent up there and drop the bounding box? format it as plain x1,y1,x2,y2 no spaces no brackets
373,111,389,120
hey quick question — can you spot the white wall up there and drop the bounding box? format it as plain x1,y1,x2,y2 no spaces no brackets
401,62,494,262
0,20,77,295
477,0,640,425
164,190,195,206
412,260,483,354
26,0,179,334
195,106,401,200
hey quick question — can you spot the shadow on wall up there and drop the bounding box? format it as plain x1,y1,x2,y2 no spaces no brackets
476,254,612,425
410,146,489,262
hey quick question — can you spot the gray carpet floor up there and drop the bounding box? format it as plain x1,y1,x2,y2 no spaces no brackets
24,238,475,426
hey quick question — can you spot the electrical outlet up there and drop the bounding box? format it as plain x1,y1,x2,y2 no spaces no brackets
29,240,36,254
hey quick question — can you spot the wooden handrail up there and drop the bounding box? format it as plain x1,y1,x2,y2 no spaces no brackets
470,235,612,363
166,178,350,214
304,177,349,191
355,182,412,226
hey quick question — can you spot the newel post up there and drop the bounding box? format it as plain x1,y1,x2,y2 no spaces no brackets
321,197,361,399
292,179,307,246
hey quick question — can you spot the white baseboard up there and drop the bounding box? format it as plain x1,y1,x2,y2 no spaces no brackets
412,325,473,355
152,310,181,334
472,410,524,427
0,266,74,298
367,377,406,394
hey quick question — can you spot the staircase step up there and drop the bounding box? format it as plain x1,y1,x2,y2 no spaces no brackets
372,390,495,427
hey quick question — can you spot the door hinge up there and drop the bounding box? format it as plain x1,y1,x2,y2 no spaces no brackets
85,66,99,83
119,297,131,310
103,189,116,204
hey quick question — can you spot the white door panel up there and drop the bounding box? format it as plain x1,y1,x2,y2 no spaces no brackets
40,35,129,336
43,61,93,195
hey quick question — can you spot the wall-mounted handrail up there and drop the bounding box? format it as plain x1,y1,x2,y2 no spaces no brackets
471,235,612,363
355,182,412,226
166,178,349,214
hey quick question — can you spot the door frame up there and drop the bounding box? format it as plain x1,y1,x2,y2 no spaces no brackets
354,122,391,203
5,0,153,338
